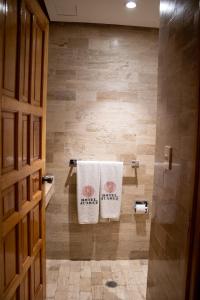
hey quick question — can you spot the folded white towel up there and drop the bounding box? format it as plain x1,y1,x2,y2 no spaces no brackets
100,161,123,219
77,161,100,224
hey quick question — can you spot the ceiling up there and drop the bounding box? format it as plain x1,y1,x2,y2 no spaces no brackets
44,0,160,28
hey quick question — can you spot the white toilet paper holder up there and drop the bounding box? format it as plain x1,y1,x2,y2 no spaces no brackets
134,201,148,214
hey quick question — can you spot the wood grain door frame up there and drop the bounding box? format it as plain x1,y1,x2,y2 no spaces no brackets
0,0,4,296
185,32,200,300
0,1,49,299
186,121,200,299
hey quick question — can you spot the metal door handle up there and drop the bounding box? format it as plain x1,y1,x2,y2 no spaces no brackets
42,176,54,184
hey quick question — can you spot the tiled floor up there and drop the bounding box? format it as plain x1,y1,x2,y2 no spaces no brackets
46,259,147,300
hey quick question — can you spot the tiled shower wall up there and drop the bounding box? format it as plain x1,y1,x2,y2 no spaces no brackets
46,23,158,259
147,1,200,299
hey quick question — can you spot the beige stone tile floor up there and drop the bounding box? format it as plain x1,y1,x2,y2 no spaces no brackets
46,259,147,300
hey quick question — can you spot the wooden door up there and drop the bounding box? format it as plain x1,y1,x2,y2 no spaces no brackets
0,0,49,299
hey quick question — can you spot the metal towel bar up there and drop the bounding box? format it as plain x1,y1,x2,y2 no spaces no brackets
69,159,139,168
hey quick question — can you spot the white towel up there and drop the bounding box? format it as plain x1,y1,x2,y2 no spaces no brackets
77,161,100,224
100,161,123,219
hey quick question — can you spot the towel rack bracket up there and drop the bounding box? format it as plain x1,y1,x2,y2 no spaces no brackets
69,159,78,167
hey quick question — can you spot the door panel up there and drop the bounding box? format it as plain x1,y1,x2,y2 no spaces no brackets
32,171,41,195
20,272,30,300
32,204,40,248
19,177,29,206
34,251,42,294
22,115,29,166
2,112,16,173
21,215,29,264
0,0,48,299
20,6,32,103
31,20,44,108
34,25,43,107
3,0,18,98
2,185,16,220
4,227,17,289
33,117,41,161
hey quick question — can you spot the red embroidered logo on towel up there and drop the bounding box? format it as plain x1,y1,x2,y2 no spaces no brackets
82,185,95,198
104,181,116,193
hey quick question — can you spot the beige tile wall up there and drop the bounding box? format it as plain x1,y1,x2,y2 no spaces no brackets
147,0,200,299
46,23,158,260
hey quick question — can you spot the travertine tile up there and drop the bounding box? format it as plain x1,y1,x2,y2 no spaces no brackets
47,269,59,284
59,262,70,276
90,261,101,272
46,23,158,260
46,283,57,298
55,289,78,300
115,286,128,299
68,285,80,294
80,277,92,292
79,292,92,300
91,286,104,300
112,272,126,286
81,266,91,278
91,272,103,285
69,271,80,285
47,259,148,300
101,271,113,285
103,288,118,300
70,261,81,272
101,265,111,272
